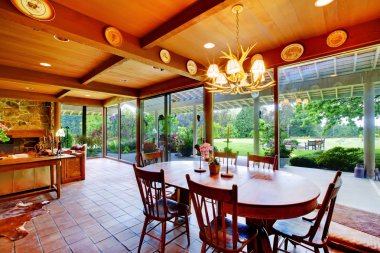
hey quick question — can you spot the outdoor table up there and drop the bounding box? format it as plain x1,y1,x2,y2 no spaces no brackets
142,161,321,253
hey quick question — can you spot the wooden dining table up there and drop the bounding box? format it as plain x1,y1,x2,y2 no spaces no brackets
142,160,320,253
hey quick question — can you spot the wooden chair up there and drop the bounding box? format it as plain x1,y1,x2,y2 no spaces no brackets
140,150,163,166
133,164,190,253
272,171,342,253
186,174,258,253
214,151,239,166
247,153,278,170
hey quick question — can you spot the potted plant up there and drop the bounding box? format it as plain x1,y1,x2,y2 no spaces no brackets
279,144,292,168
208,155,220,175
176,127,193,157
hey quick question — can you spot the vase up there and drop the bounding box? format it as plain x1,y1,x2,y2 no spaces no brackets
209,164,220,175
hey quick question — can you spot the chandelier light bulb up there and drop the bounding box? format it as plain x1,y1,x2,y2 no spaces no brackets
226,59,241,74
283,99,290,105
296,98,302,104
207,64,220,78
216,73,228,85
303,98,309,104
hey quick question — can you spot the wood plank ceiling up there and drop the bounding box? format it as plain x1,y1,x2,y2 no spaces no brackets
0,0,379,106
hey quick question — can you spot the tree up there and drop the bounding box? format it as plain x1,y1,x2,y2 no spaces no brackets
299,96,380,132
234,106,253,138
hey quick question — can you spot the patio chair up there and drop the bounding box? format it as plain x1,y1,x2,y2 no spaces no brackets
214,151,239,166
272,171,342,253
140,150,163,166
246,153,278,170
186,174,258,253
305,140,317,150
133,164,190,253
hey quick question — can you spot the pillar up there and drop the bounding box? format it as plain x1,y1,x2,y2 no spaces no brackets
253,97,260,155
102,107,106,158
53,102,61,135
204,87,214,145
193,105,197,155
363,81,375,178
136,98,141,166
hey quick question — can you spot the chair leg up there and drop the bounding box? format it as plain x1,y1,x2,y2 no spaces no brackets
273,234,279,252
160,221,166,253
201,242,207,253
322,245,329,253
138,217,149,253
314,246,321,253
184,213,190,245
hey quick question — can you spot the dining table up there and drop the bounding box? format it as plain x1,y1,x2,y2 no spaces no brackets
142,160,320,253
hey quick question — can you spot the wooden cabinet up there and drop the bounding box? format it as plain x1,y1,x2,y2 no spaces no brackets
61,152,85,184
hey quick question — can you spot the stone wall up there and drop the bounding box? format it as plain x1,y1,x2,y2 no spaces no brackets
0,99,52,131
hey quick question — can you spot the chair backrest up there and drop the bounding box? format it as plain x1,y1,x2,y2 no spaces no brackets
133,164,168,220
308,171,342,242
186,174,245,251
214,151,239,166
140,150,163,167
247,153,278,170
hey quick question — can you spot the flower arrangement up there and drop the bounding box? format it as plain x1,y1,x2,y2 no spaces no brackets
208,155,219,165
200,142,213,159
0,123,10,143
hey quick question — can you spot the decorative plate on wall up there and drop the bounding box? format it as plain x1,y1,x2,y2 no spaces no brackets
326,30,347,48
281,43,304,62
104,27,123,47
160,49,171,64
11,0,55,21
186,60,197,75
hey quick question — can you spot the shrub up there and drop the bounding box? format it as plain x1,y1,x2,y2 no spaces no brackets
316,147,363,172
290,156,318,168
143,142,157,153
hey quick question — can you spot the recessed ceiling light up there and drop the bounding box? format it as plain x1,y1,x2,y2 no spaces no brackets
314,0,334,7
53,35,70,42
204,42,215,49
85,94,91,97
24,87,34,90
40,62,51,67
120,79,128,82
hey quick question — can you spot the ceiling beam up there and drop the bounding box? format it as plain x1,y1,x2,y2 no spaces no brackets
0,1,204,81
0,65,138,97
0,88,103,106
55,89,71,99
140,0,237,48
80,56,127,85
139,76,202,98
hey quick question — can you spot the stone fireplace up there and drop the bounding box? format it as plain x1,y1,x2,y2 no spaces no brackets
0,99,54,154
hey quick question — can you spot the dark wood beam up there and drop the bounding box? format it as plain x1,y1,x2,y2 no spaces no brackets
139,76,202,98
140,0,238,48
0,88,103,106
259,18,380,69
80,56,127,85
55,89,71,99
0,1,204,81
0,65,138,97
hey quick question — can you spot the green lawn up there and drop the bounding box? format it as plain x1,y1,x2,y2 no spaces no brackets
213,138,380,162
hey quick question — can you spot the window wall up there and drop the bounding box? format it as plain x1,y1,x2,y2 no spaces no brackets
121,100,137,163
278,45,380,171
86,106,103,157
61,104,83,148
61,104,103,157
106,105,119,158
212,71,275,158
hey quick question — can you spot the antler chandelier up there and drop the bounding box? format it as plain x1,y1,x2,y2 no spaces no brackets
206,4,275,95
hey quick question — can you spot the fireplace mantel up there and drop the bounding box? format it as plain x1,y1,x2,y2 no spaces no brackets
6,130,46,138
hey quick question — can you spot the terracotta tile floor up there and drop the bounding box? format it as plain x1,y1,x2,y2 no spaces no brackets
0,159,345,253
